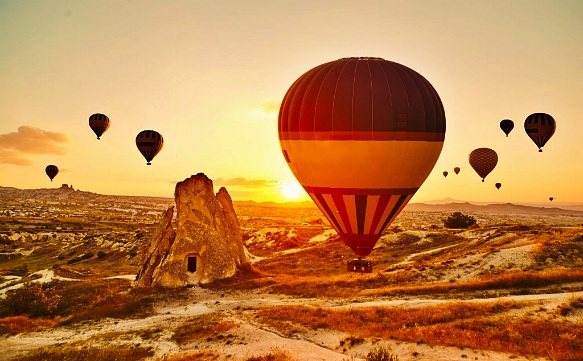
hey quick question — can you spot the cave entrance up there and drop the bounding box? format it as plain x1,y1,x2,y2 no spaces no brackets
187,256,197,273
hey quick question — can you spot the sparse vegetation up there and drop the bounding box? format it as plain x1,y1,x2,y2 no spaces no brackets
10,345,154,361
258,302,582,360
0,283,60,318
171,313,237,344
443,212,477,228
366,345,398,361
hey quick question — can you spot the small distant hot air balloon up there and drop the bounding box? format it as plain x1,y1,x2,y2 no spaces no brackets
136,130,163,165
278,57,445,259
45,165,59,181
500,119,514,137
549,197,554,201
495,182,502,190
524,113,555,152
469,148,498,182
443,171,448,177
454,167,461,175
89,113,110,140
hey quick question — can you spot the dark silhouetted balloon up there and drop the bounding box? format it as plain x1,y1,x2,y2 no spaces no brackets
278,57,445,257
136,130,164,165
45,165,59,181
469,148,498,182
495,182,501,190
500,119,514,137
454,167,461,175
524,113,555,152
89,113,110,140
549,197,554,201
443,171,448,177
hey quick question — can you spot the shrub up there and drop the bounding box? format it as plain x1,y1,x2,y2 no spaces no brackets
443,212,477,229
97,251,107,259
0,283,61,318
366,345,398,361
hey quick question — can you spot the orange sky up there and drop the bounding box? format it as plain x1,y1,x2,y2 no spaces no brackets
1,0,582,204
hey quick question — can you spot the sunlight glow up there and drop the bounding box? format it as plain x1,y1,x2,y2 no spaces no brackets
280,181,303,200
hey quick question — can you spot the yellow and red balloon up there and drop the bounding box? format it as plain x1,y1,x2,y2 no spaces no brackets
278,57,445,257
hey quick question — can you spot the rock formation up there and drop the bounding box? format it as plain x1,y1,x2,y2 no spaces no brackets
135,173,249,287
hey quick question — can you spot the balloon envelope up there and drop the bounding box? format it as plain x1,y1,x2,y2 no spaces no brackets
45,165,58,181
454,167,461,175
495,182,501,190
136,130,164,165
549,197,554,201
499,119,514,137
89,113,110,140
278,57,446,257
524,113,555,152
469,148,498,182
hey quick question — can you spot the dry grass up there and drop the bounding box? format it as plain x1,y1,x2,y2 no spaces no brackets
260,268,583,298
163,350,221,361
243,348,295,361
0,315,59,335
257,301,583,360
10,345,154,361
171,313,238,344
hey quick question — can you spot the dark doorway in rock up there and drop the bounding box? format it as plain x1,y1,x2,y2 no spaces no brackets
187,256,197,273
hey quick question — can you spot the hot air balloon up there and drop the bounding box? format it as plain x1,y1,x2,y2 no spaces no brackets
278,57,445,259
45,165,59,181
524,113,555,152
443,171,448,177
499,119,514,137
469,148,498,182
549,197,554,201
136,130,163,165
454,167,461,175
495,182,501,190
89,113,110,140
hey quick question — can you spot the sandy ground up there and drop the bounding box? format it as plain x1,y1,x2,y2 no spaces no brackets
2,285,579,361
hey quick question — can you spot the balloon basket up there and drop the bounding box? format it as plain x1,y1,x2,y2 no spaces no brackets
347,258,372,273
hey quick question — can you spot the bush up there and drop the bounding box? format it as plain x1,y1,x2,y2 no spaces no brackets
97,251,107,259
443,212,477,229
0,283,61,318
366,345,398,361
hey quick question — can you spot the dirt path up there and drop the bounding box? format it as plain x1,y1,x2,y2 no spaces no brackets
2,286,573,361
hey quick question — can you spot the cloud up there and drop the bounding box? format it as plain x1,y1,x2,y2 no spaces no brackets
0,126,69,166
260,100,280,114
245,100,280,121
214,177,278,188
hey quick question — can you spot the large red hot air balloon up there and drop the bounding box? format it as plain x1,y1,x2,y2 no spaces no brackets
278,57,445,258
524,113,555,152
469,148,498,182
136,130,164,165
89,113,110,140
45,165,59,181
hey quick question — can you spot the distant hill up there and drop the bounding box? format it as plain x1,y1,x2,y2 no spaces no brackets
406,201,583,216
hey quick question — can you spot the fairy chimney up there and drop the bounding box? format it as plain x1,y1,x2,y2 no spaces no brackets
135,173,249,287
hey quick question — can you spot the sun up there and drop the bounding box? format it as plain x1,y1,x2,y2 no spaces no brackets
281,181,304,200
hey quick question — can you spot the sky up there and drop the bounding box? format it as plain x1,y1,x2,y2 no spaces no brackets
1,0,582,204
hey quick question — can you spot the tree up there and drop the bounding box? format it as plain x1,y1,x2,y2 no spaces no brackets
443,212,477,229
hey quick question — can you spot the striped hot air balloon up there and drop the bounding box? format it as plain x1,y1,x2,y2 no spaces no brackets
468,148,498,182
45,165,59,181
89,113,110,140
524,113,555,152
136,130,163,165
278,57,446,258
